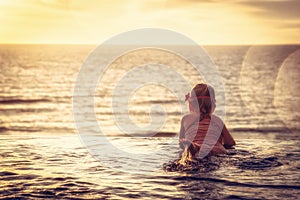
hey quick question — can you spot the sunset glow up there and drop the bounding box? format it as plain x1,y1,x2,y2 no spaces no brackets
0,0,299,44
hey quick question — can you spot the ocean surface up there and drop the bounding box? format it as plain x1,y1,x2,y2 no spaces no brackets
0,44,299,199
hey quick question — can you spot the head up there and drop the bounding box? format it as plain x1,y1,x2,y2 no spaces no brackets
187,83,216,116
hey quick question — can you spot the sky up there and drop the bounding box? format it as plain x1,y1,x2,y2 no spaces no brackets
0,0,299,44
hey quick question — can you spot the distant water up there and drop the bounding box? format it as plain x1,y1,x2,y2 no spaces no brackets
0,44,299,199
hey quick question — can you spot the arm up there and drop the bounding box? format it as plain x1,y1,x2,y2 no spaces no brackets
221,124,236,149
179,114,198,148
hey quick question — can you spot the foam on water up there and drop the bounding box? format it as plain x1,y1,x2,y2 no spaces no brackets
163,149,283,173
1,134,299,199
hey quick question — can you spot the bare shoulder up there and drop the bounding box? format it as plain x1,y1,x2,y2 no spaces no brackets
182,113,199,121
181,113,199,128
211,114,225,126
211,114,222,121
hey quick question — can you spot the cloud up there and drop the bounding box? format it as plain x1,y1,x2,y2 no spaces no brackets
278,22,300,29
166,0,300,20
163,0,222,8
37,0,69,10
239,0,300,19
1,0,299,44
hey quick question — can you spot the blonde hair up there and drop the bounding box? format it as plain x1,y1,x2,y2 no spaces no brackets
189,83,216,120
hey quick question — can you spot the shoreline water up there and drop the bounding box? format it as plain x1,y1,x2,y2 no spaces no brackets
1,44,299,199
1,132,299,199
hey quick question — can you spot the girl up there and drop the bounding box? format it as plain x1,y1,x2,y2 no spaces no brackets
179,84,236,159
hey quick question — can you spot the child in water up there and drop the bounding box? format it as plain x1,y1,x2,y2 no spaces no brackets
179,83,236,160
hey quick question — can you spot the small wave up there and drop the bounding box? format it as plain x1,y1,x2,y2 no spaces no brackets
0,108,54,113
171,176,300,190
0,126,74,134
163,156,221,173
0,126,41,133
95,131,178,137
129,131,177,137
0,171,18,176
152,131,177,137
231,127,291,133
0,98,51,104
235,156,283,170
135,99,181,105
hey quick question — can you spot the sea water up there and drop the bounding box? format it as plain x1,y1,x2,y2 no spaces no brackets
0,44,299,199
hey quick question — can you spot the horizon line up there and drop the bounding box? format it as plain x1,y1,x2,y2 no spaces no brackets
0,43,299,46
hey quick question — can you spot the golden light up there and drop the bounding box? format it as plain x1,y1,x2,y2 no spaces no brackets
0,0,299,44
